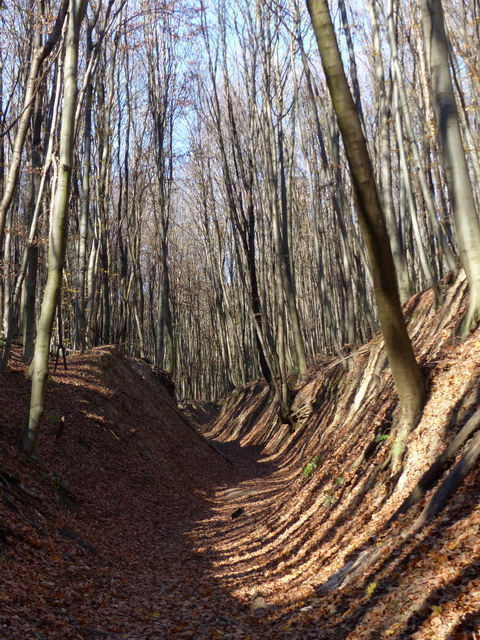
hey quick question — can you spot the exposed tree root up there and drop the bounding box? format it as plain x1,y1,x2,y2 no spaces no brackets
412,425,480,531
318,409,480,593
391,408,480,523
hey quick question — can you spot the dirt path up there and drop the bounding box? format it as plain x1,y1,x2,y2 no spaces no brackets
0,349,279,640
2,341,480,640
74,438,282,640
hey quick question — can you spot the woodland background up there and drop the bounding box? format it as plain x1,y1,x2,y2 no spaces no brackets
1,0,478,404
1,2,480,637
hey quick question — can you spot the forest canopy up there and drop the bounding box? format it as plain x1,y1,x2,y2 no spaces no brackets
0,0,479,451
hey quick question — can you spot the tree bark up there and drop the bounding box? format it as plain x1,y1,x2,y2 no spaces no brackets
0,0,68,249
306,0,425,471
24,0,87,455
420,0,480,334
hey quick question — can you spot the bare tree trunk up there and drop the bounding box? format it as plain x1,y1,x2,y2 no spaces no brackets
306,0,425,472
25,0,87,455
367,0,410,301
22,13,45,364
0,0,68,249
387,0,456,278
77,20,93,350
421,0,480,334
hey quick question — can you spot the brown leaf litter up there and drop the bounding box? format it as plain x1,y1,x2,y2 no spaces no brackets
1,274,479,639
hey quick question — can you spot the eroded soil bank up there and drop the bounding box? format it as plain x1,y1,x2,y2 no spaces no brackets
1,275,479,639
195,274,480,639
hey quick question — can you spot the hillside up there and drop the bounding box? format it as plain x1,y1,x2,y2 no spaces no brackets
198,274,480,638
0,347,244,639
1,275,479,639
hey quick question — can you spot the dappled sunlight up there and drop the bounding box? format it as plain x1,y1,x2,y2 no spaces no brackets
1,0,479,635
188,280,480,638
1,284,479,639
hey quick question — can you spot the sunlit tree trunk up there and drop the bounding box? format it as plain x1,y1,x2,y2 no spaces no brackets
25,0,87,455
306,0,425,472
387,0,455,283
22,12,45,364
77,20,94,351
420,0,480,334
0,0,68,249
367,0,410,301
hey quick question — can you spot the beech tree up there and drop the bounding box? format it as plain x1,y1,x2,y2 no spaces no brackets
25,0,88,454
0,1,69,249
420,0,480,334
306,0,425,470
0,0,478,454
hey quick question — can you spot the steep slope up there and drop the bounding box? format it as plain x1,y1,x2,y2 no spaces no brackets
196,273,480,638
0,347,242,639
1,274,479,640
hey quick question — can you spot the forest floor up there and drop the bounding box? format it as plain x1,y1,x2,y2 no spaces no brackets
1,277,480,639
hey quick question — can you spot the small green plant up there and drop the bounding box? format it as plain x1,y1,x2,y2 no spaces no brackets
324,491,335,505
323,476,347,506
46,411,63,426
37,461,74,506
303,455,320,478
374,433,391,444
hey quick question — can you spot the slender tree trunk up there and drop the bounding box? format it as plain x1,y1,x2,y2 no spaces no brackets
22,16,45,364
25,0,87,455
277,120,307,374
77,21,93,350
421,0,480,334
368,0,410,301
306,0,425,472
387,0,456,277
0,0,68,249
392,83,436,289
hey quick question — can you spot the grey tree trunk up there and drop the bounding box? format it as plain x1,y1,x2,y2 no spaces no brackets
387,0,456,278
421,0,480,334
306,0,425,472
367,0,410,301
22,15,45,364
77,21,93,351
24,0,87,455
0,0,68,249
